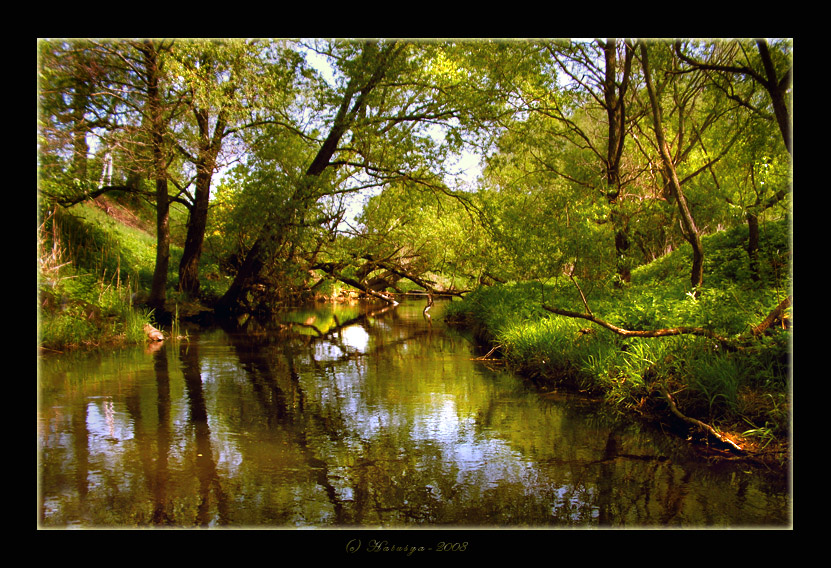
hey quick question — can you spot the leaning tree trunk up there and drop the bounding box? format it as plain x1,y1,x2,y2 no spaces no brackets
214,239,266,317
215,42,402,318
640,43,704,290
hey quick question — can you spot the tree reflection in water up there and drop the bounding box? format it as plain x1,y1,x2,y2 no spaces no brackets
38,300,791,528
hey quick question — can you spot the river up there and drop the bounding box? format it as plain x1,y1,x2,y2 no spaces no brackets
37,299,791,528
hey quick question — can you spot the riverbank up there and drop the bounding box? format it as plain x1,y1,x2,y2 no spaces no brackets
37,195,792,472
38,196,167,352
444,221,791,469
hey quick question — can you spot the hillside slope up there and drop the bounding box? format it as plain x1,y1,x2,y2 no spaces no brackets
38,195,184,351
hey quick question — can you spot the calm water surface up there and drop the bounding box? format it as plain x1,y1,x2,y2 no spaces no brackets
38,300,791,528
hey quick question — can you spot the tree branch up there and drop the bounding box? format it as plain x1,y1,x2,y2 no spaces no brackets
541,304,736,348
752,295,792,336
657,383,744,452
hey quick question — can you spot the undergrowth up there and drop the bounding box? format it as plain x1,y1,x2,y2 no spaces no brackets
38,201,165,351
445,220,791,455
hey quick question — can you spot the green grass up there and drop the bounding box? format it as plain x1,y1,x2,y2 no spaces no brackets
445,220,792,447
38,198,182,351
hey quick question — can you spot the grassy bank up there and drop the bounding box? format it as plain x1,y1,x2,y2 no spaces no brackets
445,220,791,463
37,196,182,352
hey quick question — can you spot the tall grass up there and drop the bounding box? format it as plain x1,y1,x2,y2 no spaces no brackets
38,205,153,351
445,220,791,438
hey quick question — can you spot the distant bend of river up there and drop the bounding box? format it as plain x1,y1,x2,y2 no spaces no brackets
38,299,791,528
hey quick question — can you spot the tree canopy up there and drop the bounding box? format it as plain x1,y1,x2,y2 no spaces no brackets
38,38,792,318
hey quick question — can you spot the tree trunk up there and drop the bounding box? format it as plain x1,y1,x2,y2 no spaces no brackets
602,40,634,283
746,182,788,282
640,43,704,290
142,42,172,310
178,107,228,297
149,177,171,309
602,39,631,201
177,168,212,296
756,40,792,156
215,42,402,317
214,238,266,316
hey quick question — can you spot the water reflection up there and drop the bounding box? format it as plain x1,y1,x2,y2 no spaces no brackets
38,300,791,528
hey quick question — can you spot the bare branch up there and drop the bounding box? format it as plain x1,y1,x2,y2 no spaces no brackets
541,304,735,348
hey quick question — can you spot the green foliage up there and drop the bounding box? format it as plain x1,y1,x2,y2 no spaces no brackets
477,118,620,283
38,203,161,350
38,38,792,372
352,182,484,291
446,220,791,434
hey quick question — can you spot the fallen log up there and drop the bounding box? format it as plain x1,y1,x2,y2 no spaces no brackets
312,263,399,305
543,293,792,349
752,295,792,336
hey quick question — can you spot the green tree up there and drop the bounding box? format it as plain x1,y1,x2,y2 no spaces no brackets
512,40,646,282
674,39,792,156
38,39,185,309
673,39,792,279
38,40,124,199
639,42,706,290
170,39,303,297
215,40,406,315
346,180,484,293
215,39,513,315
135,40,178,308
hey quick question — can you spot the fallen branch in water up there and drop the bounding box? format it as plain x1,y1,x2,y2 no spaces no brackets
281,321,323,337
657,384,744,453
472,344,502,360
